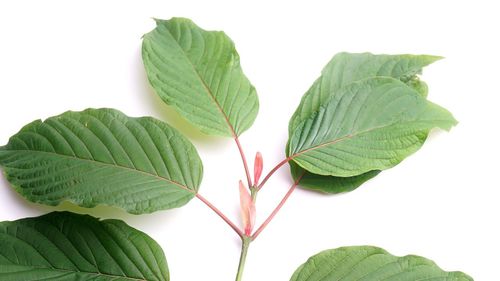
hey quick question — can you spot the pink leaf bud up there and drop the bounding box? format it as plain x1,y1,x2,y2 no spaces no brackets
253,152,263,186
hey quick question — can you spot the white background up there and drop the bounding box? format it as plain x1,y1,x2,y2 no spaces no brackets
0,1,499,280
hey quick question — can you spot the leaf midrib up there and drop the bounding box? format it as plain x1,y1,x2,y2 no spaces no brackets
158,27,238,137
290,119,442,160
3,149,194,194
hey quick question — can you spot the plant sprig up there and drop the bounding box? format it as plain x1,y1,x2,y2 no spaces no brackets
0,17,471,281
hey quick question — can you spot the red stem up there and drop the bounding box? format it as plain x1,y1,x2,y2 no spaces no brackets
196,193,244,238
257,156,292,191
235,136,253,188
251,172,304,240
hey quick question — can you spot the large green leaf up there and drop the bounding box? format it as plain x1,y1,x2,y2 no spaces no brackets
288,53,440,192
290,246,472,281
288,77,456,177
0,108,203,214
289,52,441,134
142,17,259,137
0,212,169,281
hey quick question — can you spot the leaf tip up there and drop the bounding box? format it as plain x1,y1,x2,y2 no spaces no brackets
423,54,445,65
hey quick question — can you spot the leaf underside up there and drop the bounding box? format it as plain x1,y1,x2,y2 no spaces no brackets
290,161,381,194
142,17,259,137
290,246,472,281
0,212,169,281
287,53,452,193
0,108,203,214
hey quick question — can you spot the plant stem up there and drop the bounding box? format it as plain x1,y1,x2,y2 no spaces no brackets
252,172,304,240
250,186,258,202
234,136,253,188
196,193,244,238
257,156,292,191
235,236,251,281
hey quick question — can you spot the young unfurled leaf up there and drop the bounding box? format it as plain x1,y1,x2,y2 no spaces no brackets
0,212,169,281
253,152,263,186
290,246,472,281
239,180,256,236
0,108,203,214
288,77,456,177
142,17,259,137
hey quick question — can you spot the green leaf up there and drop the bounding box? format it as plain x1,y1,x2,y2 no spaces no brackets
288,77,456,177
290,161,380,194
142,17,259,137
290,246,472,281
289,52,441,134
0,212,169,281
287,53,440,192
0,108,203,214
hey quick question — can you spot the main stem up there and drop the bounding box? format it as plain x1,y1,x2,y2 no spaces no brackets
235,236,251,281
231,141,299,280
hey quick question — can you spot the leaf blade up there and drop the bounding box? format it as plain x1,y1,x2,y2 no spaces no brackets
290,246,472,281
142,17,259,137
0,212,169,281
288,77,456,177
0,108,203,214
